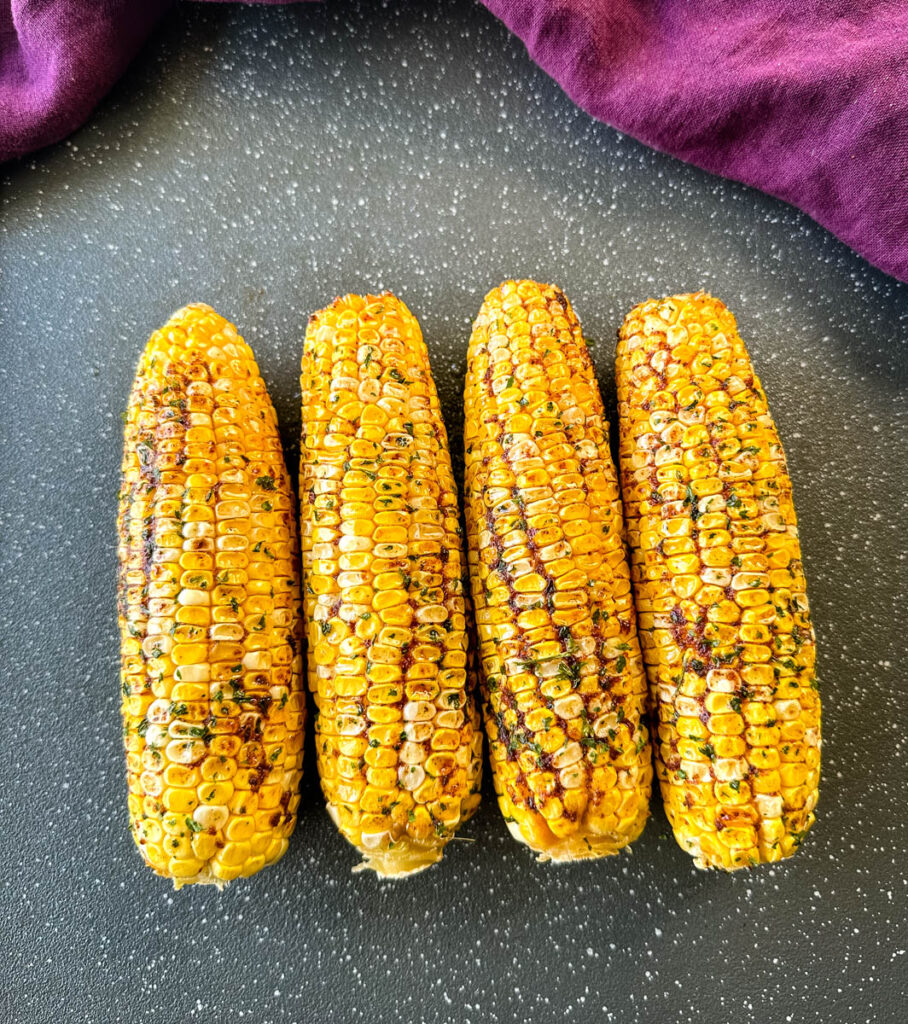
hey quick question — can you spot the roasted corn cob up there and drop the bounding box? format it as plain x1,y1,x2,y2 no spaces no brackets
464,280,652,860
118,304,305,887
616,292,820,869
300,292,482,877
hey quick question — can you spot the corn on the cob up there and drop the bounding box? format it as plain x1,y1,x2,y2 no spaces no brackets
616,292,820,870
118,304,305,887
300,292,482,877
464,280,652,860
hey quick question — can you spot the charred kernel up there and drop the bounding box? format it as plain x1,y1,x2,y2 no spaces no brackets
118,304,305,888
301,293,482,878
465,280,652,862
617,292,820,871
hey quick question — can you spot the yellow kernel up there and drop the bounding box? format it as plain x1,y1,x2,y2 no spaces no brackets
225,816,256,841
168,857,204,879
171,642,207,666
373,589,408,611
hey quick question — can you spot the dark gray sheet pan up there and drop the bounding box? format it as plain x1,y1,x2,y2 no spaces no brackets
2,3,906,1022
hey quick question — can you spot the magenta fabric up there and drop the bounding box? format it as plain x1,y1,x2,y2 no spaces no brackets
484,1,908,282
0,1,173,160
1,2,906,282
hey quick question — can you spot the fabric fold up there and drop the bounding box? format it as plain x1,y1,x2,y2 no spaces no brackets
1,1,173,160
483,0,908,281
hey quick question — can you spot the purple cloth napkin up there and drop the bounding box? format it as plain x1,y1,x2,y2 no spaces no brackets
2,1,906,282
0,1,173,160
484,1,908,283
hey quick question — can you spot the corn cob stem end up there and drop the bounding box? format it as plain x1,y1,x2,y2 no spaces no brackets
351,841,444,879
508,811,649,864
172,873,226,892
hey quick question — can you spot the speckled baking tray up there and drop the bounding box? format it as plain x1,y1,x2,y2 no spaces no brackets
2,2,906,1022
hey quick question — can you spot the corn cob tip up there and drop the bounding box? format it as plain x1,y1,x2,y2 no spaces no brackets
163,301,216,324
619,291,737,340
524,814,649,864
315,291,407,319
350,841,445,879
478,279,572,314
172,873,226,892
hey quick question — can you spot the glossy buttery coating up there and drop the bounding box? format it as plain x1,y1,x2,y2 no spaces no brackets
300,292,482,877
118,304,305,887
616,293,820,869
464,280,652,860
